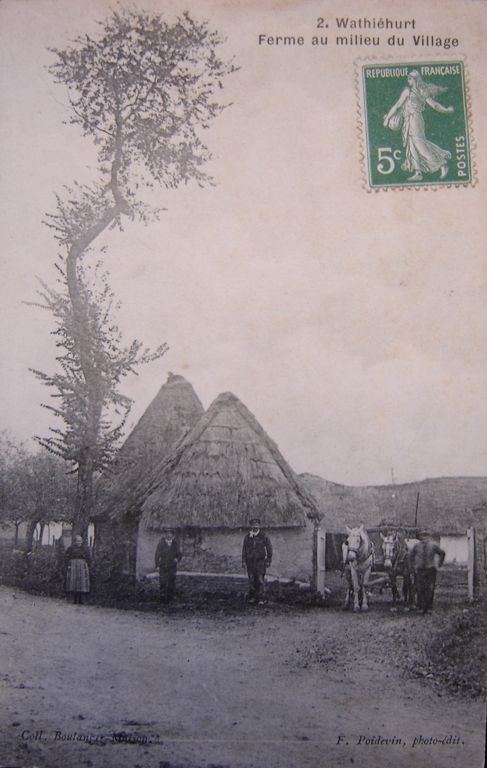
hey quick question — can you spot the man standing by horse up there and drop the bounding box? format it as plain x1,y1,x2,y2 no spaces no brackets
242,518,273,604
409,532,445,614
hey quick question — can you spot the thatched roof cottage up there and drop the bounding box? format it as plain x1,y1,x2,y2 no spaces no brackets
94,373,204,578
136,391,320,582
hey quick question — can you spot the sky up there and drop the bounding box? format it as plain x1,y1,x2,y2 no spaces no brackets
1,0,486,486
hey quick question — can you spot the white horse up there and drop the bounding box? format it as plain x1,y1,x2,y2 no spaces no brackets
342,525,374,612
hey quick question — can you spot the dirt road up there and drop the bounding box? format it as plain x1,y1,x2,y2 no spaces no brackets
0,587,484,768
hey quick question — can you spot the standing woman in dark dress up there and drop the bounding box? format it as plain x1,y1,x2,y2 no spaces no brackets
65,535,91,604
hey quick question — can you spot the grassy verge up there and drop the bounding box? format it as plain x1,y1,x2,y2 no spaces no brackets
406,602,486,698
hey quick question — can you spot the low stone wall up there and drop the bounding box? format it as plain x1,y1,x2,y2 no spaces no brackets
139,571,313,605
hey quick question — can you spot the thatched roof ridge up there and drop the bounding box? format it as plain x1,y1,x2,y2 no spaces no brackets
119,373,203,458
301,473,487,534
95,373,204,519
141,391,320,531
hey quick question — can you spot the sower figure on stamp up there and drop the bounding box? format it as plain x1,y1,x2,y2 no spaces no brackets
242,518,272,605
383,70,454,182
409,532,445,614
155,529,182,603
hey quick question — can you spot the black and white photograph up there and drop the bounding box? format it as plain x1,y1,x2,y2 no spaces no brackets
0,1,486,767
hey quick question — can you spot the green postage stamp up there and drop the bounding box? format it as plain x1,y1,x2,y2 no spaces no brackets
360,61,472,189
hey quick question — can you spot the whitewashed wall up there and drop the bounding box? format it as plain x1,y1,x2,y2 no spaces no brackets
440,534,468,564
136,520,315,582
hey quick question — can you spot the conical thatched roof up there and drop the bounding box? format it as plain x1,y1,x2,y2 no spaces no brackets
140,391,320,531
96,373,204,518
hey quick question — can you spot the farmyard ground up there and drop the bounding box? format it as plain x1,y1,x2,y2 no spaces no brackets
0,586,484,768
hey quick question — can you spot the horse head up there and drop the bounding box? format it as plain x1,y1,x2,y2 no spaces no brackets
380,532,399,570
345,525,367,563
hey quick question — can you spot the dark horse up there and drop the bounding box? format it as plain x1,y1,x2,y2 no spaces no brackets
380,532,417,609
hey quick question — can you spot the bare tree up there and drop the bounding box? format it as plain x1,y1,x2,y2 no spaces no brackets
33,9,235,536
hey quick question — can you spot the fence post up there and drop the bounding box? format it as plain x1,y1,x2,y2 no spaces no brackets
467,527,475,601
315,525,326,595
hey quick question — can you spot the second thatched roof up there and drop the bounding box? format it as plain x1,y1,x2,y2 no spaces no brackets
141,391,319,531
95,373,204,519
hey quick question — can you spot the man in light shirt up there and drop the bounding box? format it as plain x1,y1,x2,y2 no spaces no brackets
409,532,445,614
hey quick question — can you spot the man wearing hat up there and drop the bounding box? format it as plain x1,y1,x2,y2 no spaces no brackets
155,529,182,603
409,531,445,614
242,518,273,604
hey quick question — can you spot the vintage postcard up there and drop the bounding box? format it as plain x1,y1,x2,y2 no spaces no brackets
0,1,486,768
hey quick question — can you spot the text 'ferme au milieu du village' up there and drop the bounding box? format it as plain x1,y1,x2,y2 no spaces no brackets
258,17,460,49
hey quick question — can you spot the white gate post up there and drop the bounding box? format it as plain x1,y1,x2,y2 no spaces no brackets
467,527,475,601
316,526,326,595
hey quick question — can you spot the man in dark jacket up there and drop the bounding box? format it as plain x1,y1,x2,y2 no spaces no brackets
242,518,273,604
155,530,182,603
409,532,445,614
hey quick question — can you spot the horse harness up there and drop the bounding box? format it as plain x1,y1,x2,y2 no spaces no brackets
383,536,408,570
345,537,375,568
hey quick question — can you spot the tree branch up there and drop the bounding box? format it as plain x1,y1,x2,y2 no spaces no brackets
68,95,116,139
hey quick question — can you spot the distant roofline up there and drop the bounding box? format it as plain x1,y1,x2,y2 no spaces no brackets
300,471,487,491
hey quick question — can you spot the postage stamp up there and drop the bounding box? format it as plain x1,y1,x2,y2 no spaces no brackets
360,61,472,189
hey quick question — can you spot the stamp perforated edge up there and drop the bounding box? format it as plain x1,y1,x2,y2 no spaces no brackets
354,55,477,193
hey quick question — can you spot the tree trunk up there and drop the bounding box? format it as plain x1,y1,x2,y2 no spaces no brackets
25,519,38,553
75,455,94,543
66,246,105,544
64,188,124,545
61,136,129,546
